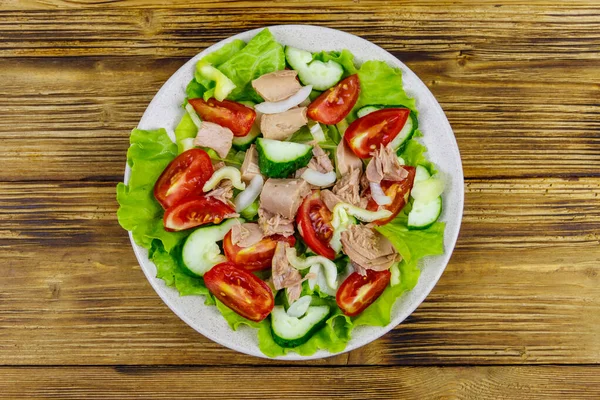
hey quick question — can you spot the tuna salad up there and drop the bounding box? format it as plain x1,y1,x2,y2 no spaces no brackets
117,28,446,357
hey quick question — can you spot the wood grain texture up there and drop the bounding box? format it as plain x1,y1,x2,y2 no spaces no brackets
1,3,599,396
1,366,599,399
0,4,598,180
1,178,598,365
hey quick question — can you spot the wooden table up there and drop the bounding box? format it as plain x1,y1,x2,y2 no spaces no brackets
1,1,599,398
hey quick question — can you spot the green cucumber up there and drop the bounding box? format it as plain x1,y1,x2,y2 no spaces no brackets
285,46,343,91
256,138,313,178
232,123,260,151
407,196,442,230
408,165,442,229
181,218,241,276
356,105,382,118
270,305,330,348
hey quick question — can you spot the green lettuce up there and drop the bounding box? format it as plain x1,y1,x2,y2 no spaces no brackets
150,241,214,304
313,49,358,77
351,60,416,120
116,128,186,251
217,29,286,102
174,112,197,154
399,138,437,174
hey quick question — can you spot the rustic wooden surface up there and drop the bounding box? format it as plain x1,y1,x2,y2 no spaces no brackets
1,0,599,398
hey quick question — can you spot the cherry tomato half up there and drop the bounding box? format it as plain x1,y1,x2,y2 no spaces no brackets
307,75,360,125
344,108,411,159
365,166,416,225
204,262,274,322
296,191,336,260
336,269,391,317
223,232,296,271
163,196,236,232
153,148,214,210
188,98,256,137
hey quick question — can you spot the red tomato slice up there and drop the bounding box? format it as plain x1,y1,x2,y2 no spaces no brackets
153,148,214,210
296,191,336,260
188,98,256,137
336,269,391,317
307,75,360,125
223,232,296,272
365,167,416,225
204,262,274,322
163,196,236,232
344,108,411,158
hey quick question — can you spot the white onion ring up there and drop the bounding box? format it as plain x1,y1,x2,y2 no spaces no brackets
301,169,336,187
309,121,326,142
255,85,313,114
370,182,392,206
286,295,312,317
234,175,264,212
184,103,202,130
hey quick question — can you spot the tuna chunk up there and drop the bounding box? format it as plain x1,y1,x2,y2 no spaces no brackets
332,167,367,209
205,180,234,207
240,144,262,184
260,178,311,220
258,208,295,237
271,241,302,289
308,144,334,174
320,189,344,212
336,139,363,176
341,224,400,272
261,107,308,141
193,121,233,158
252,70,303,102
230,222,264,248
366,144,408,184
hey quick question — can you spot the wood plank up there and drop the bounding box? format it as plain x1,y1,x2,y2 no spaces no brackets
0,55,598,180
0,366,599,399
0,178,598,365
0,4,598,59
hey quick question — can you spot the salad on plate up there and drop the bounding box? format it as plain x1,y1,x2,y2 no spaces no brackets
117,28,446,357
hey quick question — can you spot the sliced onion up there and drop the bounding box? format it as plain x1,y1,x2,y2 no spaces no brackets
185,103,202,130
286,295,312,317
255,85,313,114
203,166,246,192
301,169,336,187
370,182,392,206
234,175,264,212
309,121,326,142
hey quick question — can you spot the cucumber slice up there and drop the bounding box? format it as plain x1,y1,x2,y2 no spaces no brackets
271,305,330,348
356,105,382,118
389,111,417,153
415,165,431,182
285,46,343,91
232,123,260,151
256,138,313,178
407,196,442,230
181,218,241,276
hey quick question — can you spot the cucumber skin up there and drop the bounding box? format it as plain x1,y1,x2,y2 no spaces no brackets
232,131,259,151
407,197,443,231
256,140,313,178
270,311,331,348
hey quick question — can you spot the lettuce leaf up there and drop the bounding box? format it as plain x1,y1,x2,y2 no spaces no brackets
150,241,214,304
400,137,437,173
258,308,353,357
217,28,286,102
351,60,416,120
313,49,358,77
116,128,186,251
174,112,197,154
352,259,421,326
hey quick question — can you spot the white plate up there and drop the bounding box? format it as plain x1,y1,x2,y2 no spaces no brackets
126,25,464,360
